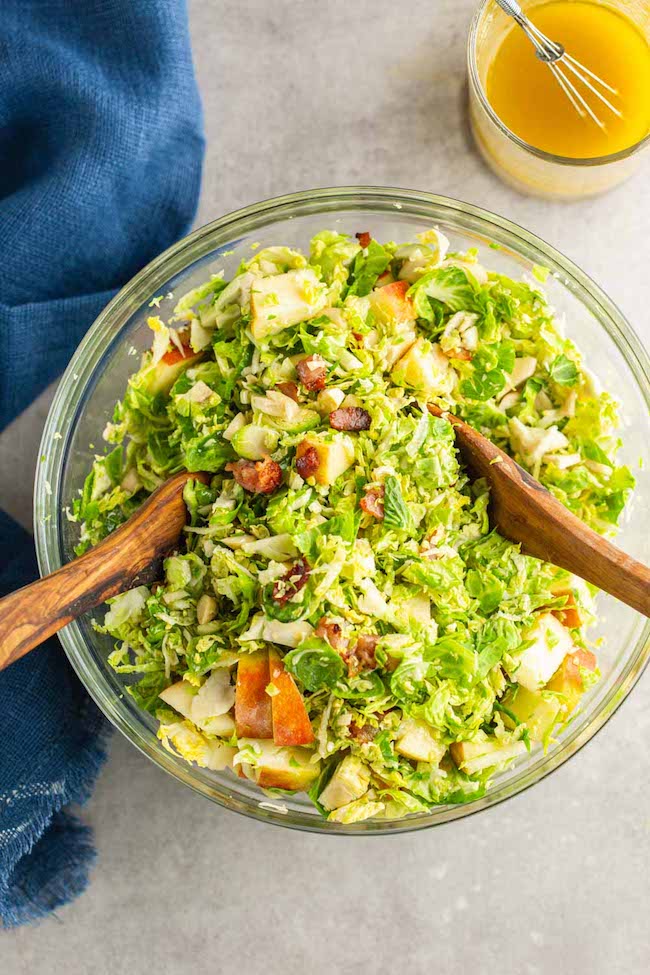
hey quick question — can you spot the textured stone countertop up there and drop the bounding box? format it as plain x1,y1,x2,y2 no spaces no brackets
3,2,649,972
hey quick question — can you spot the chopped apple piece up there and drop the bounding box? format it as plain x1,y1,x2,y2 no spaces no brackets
148,342,203,395
316,387,346,415
235,651,273,739
507,612,574,692
319,755,371,811
500,686,560,742
199,712,236,738
550,589,582,629
159,679,195,719
236,739,320,791
395,718,445,764
191,669,235,727
295,434,355,486
546,648,597,714
268,648,314,746
250,268,327,340
263,618,314,648
158,719,236,770
369,280,417,324
391,337,451,396
450,737,528,775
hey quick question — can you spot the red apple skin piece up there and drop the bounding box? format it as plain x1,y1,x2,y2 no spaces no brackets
161,341,195,366
371,280,416,322
551,589,582,629
256,765,318,791
235,651,274,739
268,648,315,746
546,648,597,714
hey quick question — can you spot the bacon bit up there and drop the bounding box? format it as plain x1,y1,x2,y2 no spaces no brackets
384,655,400,673
329,407,371,432
355,231,372,249
315,616,348,652
349,721,376,744
272,556,311,605
295,444,320,480
352,332,363,343
360,485,385,520
296,355,327,392
346,634,379,676
275,381,300,402
226,457,283,494
551,589,582,629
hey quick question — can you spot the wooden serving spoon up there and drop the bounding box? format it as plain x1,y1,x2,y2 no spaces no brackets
428,404,650,617
1,414,648,674
0,471,209,672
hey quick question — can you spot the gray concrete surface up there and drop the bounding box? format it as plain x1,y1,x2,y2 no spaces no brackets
2,1,649,971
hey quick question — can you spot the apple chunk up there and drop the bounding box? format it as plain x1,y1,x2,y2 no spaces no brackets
506,612,573,692
546,648,597,715
500,686,560,742
450,738,528,776
250,268,327,340
268,648,314,746
235,651,273,739
369,280,416,324
551,589,583,629
148,342,203,395
236,739,320,791
295,435,355,487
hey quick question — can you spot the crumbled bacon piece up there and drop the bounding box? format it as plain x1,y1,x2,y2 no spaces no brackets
275,381,300,402
295,445,320,480
296,355,327,392
360,485,385,520
315,616,348,652
345,634,379,676
329,407,371,431
349,721,376,744
355,231,371,249
272,556,311,605
226,457,283,494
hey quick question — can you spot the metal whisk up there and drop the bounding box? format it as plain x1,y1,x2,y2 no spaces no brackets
494,0,622,129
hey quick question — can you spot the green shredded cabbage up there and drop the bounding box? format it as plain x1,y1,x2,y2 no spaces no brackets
77,227,632,822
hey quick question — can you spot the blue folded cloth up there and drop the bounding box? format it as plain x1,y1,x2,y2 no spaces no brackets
0,0,204,926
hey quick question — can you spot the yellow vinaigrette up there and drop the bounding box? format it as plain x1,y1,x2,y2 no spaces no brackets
487,1,650,158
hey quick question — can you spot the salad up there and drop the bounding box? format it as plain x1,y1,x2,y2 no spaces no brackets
75,228,633,823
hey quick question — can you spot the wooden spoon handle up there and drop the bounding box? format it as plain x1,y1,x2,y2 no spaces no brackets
0,471,203,672
493,460,650,617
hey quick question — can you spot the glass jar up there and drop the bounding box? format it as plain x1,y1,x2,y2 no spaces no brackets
468,0,650,198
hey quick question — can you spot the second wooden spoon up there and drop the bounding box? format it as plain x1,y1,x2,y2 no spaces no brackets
0,471,208,672
428,404,650,617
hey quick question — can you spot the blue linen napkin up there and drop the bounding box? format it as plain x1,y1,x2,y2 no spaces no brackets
0,0,204,926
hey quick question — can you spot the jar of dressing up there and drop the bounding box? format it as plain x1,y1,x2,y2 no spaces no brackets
468,0,650,198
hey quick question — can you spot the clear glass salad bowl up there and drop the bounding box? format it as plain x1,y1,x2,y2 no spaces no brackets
34,187,650,834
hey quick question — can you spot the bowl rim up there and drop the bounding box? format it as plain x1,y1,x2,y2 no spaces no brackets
468,0,650,167
34,185,650,834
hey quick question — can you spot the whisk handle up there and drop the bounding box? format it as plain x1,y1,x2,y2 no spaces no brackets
493,0,527,25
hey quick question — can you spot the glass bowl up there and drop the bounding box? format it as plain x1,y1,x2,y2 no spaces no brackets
34,187,650,834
